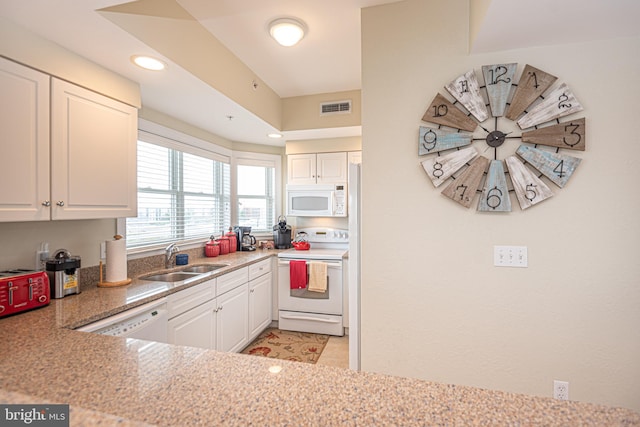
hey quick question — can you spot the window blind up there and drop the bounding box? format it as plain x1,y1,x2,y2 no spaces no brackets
236,162,275,233
126,140,230,249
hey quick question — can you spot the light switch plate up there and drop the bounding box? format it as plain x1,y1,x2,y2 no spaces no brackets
494,245,528,268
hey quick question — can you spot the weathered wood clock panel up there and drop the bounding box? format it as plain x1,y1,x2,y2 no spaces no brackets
418,63,586,213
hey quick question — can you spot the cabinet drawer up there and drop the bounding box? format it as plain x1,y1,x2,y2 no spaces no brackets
249,259,271,281
217,267,248,296
168,279,215,319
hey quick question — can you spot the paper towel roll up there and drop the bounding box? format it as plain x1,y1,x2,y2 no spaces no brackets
105,237,127,282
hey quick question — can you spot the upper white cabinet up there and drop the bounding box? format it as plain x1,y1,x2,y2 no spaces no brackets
0,57,50,221
348,151,362,165
51,78,137,220
287,152,347,185
0,58,138,222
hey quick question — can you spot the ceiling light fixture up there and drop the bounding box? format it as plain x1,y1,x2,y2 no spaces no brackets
269,18,307,47
267,133,283,139
131,55,166,71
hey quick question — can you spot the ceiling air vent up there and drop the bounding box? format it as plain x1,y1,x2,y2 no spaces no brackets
320,100,352,116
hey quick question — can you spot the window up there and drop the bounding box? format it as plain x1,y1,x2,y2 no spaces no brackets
236,160,276,233
126,130,230,250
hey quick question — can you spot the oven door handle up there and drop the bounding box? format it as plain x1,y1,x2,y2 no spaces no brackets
279,314,341,324
278,260,342,268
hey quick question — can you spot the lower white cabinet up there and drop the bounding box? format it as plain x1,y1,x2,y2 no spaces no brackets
216,284,249,353
249,272,272,341
165,264,272,353
168,299,217,349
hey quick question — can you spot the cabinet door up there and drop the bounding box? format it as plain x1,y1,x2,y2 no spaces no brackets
50,78,137,220
216,284,249,353
317,152,347,183
0,58,50,222
249,273,272,341
168,300,217,349
287,153,317,185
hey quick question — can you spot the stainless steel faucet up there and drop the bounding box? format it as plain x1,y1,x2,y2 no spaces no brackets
165,243,180,269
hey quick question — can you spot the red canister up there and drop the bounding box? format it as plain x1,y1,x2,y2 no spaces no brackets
225,227,237,253
205,240,220,257
216,236,230,255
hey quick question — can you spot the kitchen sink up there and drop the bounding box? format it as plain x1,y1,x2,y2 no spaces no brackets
140,272,202,282
179,264,227,273
139,264,228,283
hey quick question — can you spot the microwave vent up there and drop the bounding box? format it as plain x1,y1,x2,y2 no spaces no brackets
320,100,351,116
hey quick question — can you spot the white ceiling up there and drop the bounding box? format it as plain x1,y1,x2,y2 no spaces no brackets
1,0,639,146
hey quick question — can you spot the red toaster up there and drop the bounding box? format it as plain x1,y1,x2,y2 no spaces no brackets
0,270,50,318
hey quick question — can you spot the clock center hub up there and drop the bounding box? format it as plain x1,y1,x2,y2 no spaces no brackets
486,130,507,148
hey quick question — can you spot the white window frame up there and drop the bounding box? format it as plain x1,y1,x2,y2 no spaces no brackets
231,151,282,238
118,119,233,258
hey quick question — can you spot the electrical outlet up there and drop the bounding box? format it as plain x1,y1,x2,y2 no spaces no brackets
494,245,528,267
34,242,49,271
100,242,107,260
553,380,569,400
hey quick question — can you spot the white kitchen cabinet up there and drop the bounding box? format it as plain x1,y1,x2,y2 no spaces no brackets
163,262,271,353
216,283,249,353
0,57,138,222
167,279,216,349
50,78,137,220
248,259,272,341
287,152,347,185
217,267,248,296
348,151,362,165
249,273,272,341
0,57,50,222
168,299,217,349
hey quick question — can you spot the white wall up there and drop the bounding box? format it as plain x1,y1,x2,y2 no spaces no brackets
361,0,640,411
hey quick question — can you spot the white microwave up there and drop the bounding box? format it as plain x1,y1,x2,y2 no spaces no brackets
286,183,347,217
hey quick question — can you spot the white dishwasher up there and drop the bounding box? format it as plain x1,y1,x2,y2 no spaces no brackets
76,297,169,343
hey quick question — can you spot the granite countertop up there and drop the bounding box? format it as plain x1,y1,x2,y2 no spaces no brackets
55,249,279,329
1,251,639,426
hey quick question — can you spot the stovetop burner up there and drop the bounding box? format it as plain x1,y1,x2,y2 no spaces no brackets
277,227,348,261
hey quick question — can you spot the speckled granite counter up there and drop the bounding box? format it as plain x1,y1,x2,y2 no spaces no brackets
1,251,639,426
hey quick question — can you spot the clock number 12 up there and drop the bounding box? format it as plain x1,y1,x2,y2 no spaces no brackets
486,66,511,86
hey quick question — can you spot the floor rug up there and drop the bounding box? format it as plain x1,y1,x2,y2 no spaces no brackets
240,328,329,364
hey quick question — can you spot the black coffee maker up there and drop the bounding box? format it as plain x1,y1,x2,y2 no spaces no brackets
272,215,292,249
234,226,256,251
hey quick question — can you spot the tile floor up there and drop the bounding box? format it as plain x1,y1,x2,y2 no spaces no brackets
316,335,349,368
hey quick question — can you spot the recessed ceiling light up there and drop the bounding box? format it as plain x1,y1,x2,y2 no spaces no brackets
131,55,166,71
269,18,307,47
267,133,283,139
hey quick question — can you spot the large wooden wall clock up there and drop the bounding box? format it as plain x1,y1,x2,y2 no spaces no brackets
419,64,585,212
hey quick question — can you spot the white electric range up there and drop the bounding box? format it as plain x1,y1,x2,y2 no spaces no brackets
277,228,348,336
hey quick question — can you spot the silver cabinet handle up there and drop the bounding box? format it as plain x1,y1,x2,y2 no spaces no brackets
56,201,65,207
42,201,51,207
